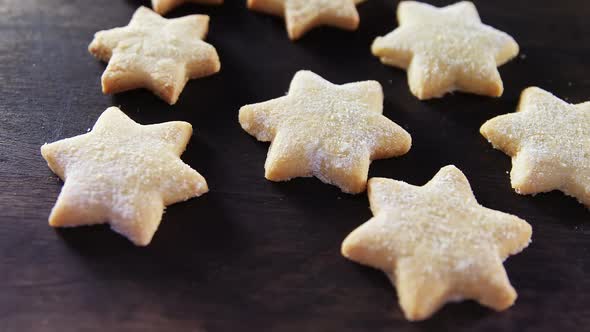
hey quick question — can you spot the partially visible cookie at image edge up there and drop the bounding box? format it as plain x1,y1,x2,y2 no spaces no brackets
481,87,590,207
247,0,365,40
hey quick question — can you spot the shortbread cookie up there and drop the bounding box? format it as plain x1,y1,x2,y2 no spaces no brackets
372,1,519,100
152,0,223,15
342,165,531,321
481,87,590,206
41,107,208,246
239,70,411,194
247,0,365,40
88,6,220,105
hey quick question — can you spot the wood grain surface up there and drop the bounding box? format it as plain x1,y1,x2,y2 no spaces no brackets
1,0,589,331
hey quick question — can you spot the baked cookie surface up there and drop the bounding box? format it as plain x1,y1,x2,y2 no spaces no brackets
88,6,220,105
342,165,532,321
372,1,519,100
481,87,590,206
239,70,411,194
247,0,364,40
41,107,208,246
151,0,223,15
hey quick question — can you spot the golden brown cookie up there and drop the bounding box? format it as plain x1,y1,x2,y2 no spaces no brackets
239,70,411,194
88,6,220,105
152,0,223,15
372,1,519,99
41,107,208,246
342,165,532,320
247,0,364,40
481,87,590,206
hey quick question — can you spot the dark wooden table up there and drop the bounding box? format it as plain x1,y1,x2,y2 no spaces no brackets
1,0,589,330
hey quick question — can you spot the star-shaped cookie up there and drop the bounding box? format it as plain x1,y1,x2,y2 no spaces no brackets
88,6,220,105
371,1,519,100
247,0,365,40
152,0,223,15
41,107,208,246
239,70,411,194
341,165,531,321
481,87,590,206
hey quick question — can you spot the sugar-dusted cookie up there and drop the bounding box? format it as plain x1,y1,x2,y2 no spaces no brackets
152,0,223,15
342,165,531,321
481,87,590,206
247,0,365,40
239,70,411,194
88,6,220,105
371,1,519,100
41,107,208,246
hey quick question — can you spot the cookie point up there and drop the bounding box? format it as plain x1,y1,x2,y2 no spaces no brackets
440,164,460,173
287,30,301,41
104,106,122,113
351,14,360,30
491,83,504,97
264,166,284,182
488,286,517,311
40,142,50,157
403,311,427,322
340,230,363,259
370,37,384,56
341,183,366,195
367,177,387,188
47,207,68,228
200,184,210,195
400,131,412,153
400,299,436,322
213,58,221,73
521,86,544,97
479,119,501,141
167,97,178,106
48,217,60,227
87,39,98,55
180,121,193,134
413,89,429,101
100,77,113,95
340,244,355,260
131,235,153,247
479,120,490,135
238,105,254,131
194,178,209,196
137,5,153,13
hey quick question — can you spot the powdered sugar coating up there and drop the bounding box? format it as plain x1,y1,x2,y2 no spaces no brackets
239,70,411,194
88,6,220,105
371,1,519,100
341,165,532,321
41,107,208,246
481,87,590,206
247,0,361,40
151,0,222,15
